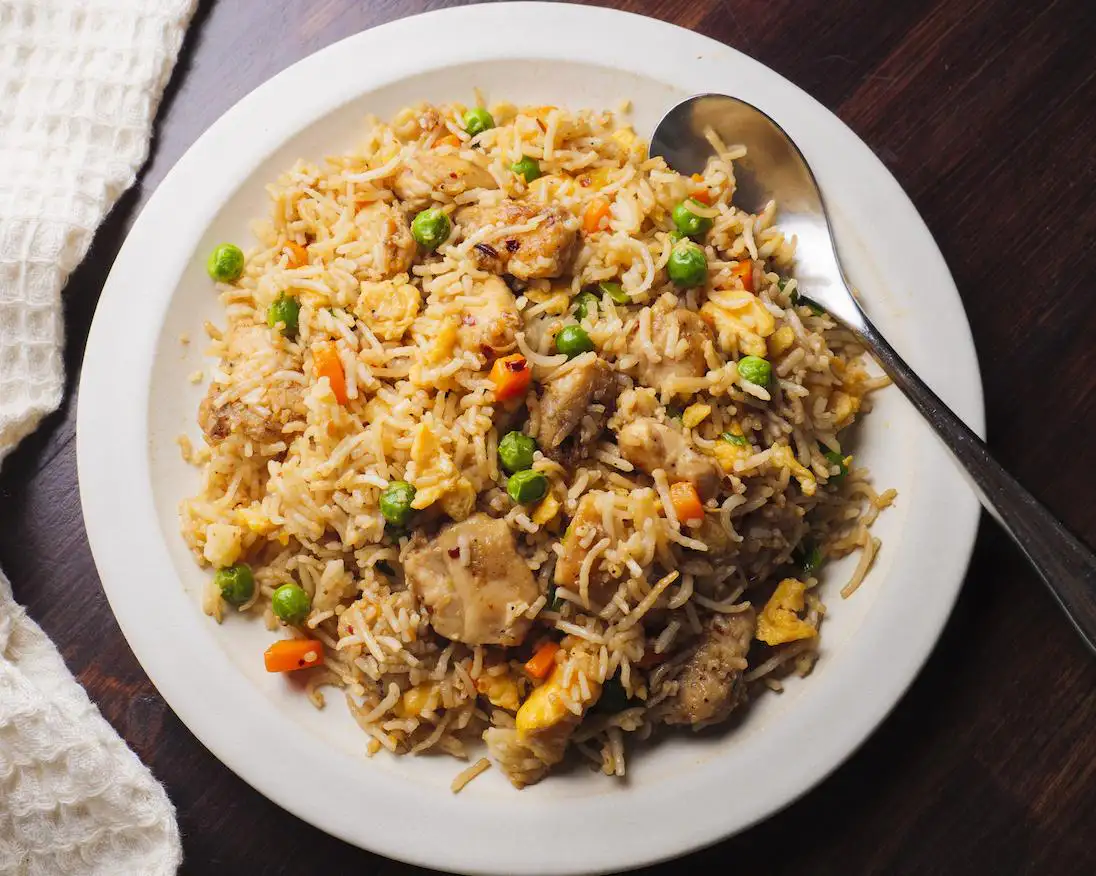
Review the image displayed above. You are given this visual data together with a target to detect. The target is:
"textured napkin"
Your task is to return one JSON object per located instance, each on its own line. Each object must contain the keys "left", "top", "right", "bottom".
{"left": 0, "top": 0, "right": 195, "bottom": 872}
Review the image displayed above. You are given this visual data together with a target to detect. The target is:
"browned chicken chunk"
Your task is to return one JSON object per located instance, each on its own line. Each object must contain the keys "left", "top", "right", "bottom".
{"left": 392, "top": 152, "right": 498, "bottom": 206}
{"left": 537, "top": 356, "right": 620, "bottom": 463}
{"left": 615, "top": 417, "right": 722, "bottom": 500}
{"left": 457, "top": 200, "right": 578, "bottom": 279}
{"left": 661, "top": 607, "right": 756, "bottom": 726}
{"left": 403, "top": 513, "right": 539, "bottom": 646}
{"left": 198, "top": 323, "right": 303, "bottom": 447}
{"left": 457, "top": 275, "right": 521, "bottom": 356}
{"left": 349, "top": 201, "right": 416, "bottom": 281}
{"left": 630, "top": 300, "right": 719, "bottom": 391}
{"left": 553, "top": 492, "right": 616, "bottom": 606}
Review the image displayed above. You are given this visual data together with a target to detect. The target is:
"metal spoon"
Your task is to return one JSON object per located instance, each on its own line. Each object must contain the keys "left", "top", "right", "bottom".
{"left": 650, "top": 93, "right": 1096, "bottom": 651}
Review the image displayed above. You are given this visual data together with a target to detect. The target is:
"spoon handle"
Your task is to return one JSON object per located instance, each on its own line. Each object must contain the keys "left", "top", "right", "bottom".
{"left": 852, "top": 314, "right": 1096, "bottom": 652}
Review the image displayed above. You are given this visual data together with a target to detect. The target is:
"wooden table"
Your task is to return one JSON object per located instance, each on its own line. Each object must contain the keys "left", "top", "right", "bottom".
{"left": 3, "top": 0, "right": 1095, "bottom": 872}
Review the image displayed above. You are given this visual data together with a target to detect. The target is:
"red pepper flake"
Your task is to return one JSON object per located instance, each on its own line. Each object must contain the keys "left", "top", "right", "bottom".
{"left": 505, "top": 358, "right": 526, "bottom": 373}
{"left": 462, "top": 314, "right": 477, "bottom": 326}
{"left": 505, "top": 238, "right": 520, "bottom": 253}
{"left": 474, "top": 242, "right": 499, "bottom": 259}
{"left": 448, "top": 546, "right": 461, "bottom": 558}
{"left": 578, "top": 175, "right": 591, "bottom": 187}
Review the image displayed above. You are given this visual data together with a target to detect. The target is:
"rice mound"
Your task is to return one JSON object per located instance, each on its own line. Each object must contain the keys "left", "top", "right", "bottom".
{"left": 179, "top": 98, "right": 894, "bottom": 789}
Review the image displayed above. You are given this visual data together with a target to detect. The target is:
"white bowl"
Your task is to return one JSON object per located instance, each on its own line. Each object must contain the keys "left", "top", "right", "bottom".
{"left": 77, "top": 3, "right": 984, "bottom": 873}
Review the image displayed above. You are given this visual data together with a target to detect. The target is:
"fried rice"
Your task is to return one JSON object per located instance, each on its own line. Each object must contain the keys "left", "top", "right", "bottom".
{"left": 179, "top": 98, "right": 895, "bottom": 789}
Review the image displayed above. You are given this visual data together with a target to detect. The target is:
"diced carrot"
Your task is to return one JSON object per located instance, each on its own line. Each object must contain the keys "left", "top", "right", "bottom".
{"left": 264, "top": 639, "right": 324, "bottom": 672}
{"left": 313, "top": 342, "right": 348, "bottom": 405}
{"left": 732, "top": 259, "right": 754, "bottom": 293}
{"left": 436, "top": 133, "right": 461, "bottom": 148}
{"left": 284, "top": 242, "right": 308, "bottom": 268}
{"left": 489, "top": 354, "right": 532, "bottom": 401}
{"left": 669, "top": 481, "right": 704, "bottom": 523}
{"left": 583, "top": 198, "right": 611, "bottom": 234}
{"left": 690, "top": 188, "right": 712, "bottom": 205}
{"left": 524, "top": 640, "right": 561, "bottom": 679}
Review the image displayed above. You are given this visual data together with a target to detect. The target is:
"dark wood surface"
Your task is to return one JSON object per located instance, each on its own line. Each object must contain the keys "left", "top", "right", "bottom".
{"left": 3, "top": 0, "right": 1095, "bottom": 872}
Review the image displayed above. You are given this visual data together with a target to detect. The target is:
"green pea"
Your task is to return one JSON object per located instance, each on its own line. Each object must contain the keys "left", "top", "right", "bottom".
{"left": 594, "top": 677, "right": 630, "bottom": 713}
{"left": 573, "top": 291, "right": 600, "bottom": 320}
{"left": 271, "top": 583, "right": 311, "bottom": 624}
{"left": 671, "top": 199, "right": 714, "bottom": 238}
{"left": 267, "top": 294, "right": 300, "bottom": 336}
{"left": 721, "top": 431, "right": 748, "bottom": 446}
{"left": 668, "top": 229, "right": 686, "bottom": 243}
{"left": 507, "top": 469, "right": 548, "bottom": 504}
{"left": 411, "top": 208, "right": 451, "bottom": 251}
{"left": 822, "top": 447, "right": 849, "bottom": 483}
{"left": 598, "top": 280, "right": 630, "bottom": 305}
{"left": 794, "top": 540, "right": 824, "bottom": 575}
{"left": 511, "top": 155, "right": 541, "bottom": 182}
{"left": 464, "top": 107, "right": 495, "bottom": 137}
{"left": 555, "top": 325, "right": 594, "bottom": 359}
{"left": 498, "top": 431, "right": 537, "bottom": 473}
{"left": 666, "top": 240, "right": 708, "bottom": 288}
{"left": 737, "top": 355, "right": 772, "bottom": 386}
{"left": 207, "top": 244, "right": 245, "bottom": 283}
{"left": 214, "top": 563, "right": 254, "bottom": 606}
{"left": 379, "top": 480, "right": 416, "bottom": 527}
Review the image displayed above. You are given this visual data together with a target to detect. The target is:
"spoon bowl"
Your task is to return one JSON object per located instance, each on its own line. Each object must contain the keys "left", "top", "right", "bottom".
{"left": 651, "top": 93, "right": 1096, "bottom": 652}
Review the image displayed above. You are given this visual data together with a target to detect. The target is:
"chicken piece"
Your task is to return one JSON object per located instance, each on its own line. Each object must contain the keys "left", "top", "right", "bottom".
{"left": 615, "top": 417, "right": 722, "bottom": 500}
{"left": 392, "top": 152, "right": 498, "bottom": 206}
{"left": 537, "top": 356, "right": 620, "bottom": 463}
{"left": 456, "top": 200, "right": 578, "bottom": 280}
{"left": 484, "top": 649, "right": 602, "bottom": 788}
{"left": 403, "top": 513, "right": 539, "bottom": 646}
{"left": 348, "top": 201, "right": 416, "bottom": 281}
{"left": 198, "top": 323, "right": 303, "bottom": 446}
{"left": 694, "top": 515, "right": 737, "bottom": 561}
{"left": 630, "top": 300, "right": 719, "bottom": 391}
{"left": 661, "top": 607, "right": 756, "bottom": 726}
{"left": 456, "top": 275, "right": 521, "bottom": 356}
{"left": 553, "top": 492, "right": 616, "bottom": 605}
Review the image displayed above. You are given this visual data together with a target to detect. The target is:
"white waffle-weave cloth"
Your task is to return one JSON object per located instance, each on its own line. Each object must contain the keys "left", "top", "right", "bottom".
{"left": 0, "top": 0, "right": 195, "bottom": 873}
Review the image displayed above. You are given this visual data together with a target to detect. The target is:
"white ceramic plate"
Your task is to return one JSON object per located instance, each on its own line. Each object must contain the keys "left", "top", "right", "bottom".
{"left": 77, "top": 4, "right": 984, "bottom": 873}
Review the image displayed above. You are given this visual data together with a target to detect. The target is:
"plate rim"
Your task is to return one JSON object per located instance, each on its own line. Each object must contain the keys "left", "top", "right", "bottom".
{"left": 77, "top": 4, "right": 985, "bottom": 873}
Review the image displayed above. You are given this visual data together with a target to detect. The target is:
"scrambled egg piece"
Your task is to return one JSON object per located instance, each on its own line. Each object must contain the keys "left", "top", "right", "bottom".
{"left": 203, "top": 523, "right": 242, "bottom": 567}
{"left": 531, "top": 494, "right": 561, "bottom": 526}
{"left": 713, "top": 440, "right": 750, "bottom": 473}
{"left": 236, "top": 504, "right": 274, "bottom": 535}
{"left": 354, "top": 275, "right": 420, "bottom": 341}
{"left": 756, "top": 578, "right": 818, "bottom": 646}
{"left": 516, "top": 665, "right": 569, "bottom": 733}
{"left": 395, "top": 683, "right": 441, "bottom": 718}
{"left": 829, "top": 390, "right": 861, "bottom": 429}
{"left": 575, "top": 166, "right": 613, "bottom": 190}
{"left": 700, "top": 287, "right": 776, "bottom": 357}
{"left": 476, "top": 673, "right": 522, "bottom": 712}
{"left": 770, "top": 444, "right": 818, "bottom": 496}
{"left": 768, "top": 325, "right": 796, "bottom": 357}
{"left": 408, "top": 423, "right": 474, "bottom": 520}
{"left": 682, "top": 402, "right": 712, "bottom": 429}
{"left": 515, "top": 653, "right": 602, "bottom": 735}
